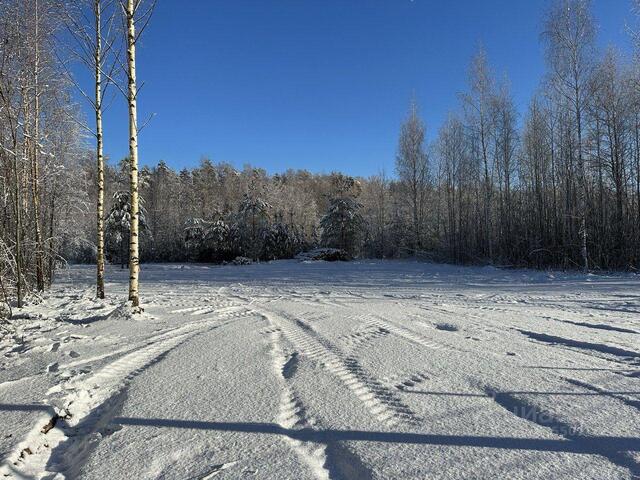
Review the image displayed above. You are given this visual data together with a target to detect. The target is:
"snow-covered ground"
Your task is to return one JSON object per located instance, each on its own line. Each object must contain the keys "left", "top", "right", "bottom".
{"left": 1, "top": 260, "right": 639, "bottom": 479}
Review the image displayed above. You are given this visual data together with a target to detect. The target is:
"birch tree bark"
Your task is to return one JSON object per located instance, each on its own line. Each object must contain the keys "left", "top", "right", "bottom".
{"left": 125, "top": 0, "right": 140, "bottom": 307}
{"left": 31, "top": 0, "right": 45, "bottom": 292}
{"left": 94, "top": 0, "right": 106, "bottom": 299}
{"left": 13, "top": 123, "right": 23, "bottom": 308}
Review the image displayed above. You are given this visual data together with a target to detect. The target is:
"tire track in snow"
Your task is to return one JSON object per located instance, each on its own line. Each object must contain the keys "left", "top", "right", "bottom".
{"left": 265, "top": 321, "right": 331, "bottom": 480}
{"left": 264, "top": 314, "right": 375, "bottom": 480}
{"left": 364, "top": 314, "right": 455, "bottom": 353}
{"left": 326, "top": 306, "right": 460, "bottom": 354}
{"left": 442, "top": 300, "right": 640, "bottom": 335}
{"left": 339, "top": 323, "right": 391, "bottom": 353}
{"left": 393, "top": 372, "right": 429, "bottom": 392}
{"left": 1, "top": 313, "right": 243, "bottom": 480}
{"left": 170, "top": 300, "right": 241, "bottom": 314}
{"left": 259, "top": 309, "right": 419, "bottom": 427}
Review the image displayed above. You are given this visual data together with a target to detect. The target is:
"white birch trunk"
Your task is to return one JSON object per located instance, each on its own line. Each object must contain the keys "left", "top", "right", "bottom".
{"left": 95, "top": 0, "right": 105, "bottom": 299}
{"left": 125, "top": 0, "right": 140, "bottom": 307}
{"left": 32, "top": 0, "right": 44, "bottom": 291}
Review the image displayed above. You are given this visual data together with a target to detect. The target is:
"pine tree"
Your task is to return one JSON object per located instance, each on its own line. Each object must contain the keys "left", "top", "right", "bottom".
{"left": 184, "top": 218, "right": 233, "bottom": 262}
{"left": 105, "top": 191, "right": 149, "bottom": 267}
{"left": 262, "top": 221, "right": 305, "bottom": 260}
{"left": 320, "top": 178, "right": 365, "bottom": 256}
{"left": 236, "top": 192, "right": 271, "bottom": 261}
{"left": 204, "top": 219, "right": 232, "bottom": 260}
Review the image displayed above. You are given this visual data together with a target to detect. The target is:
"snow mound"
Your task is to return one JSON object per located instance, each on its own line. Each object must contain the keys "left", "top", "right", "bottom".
{"left": 106, "top": 302, "right": 137, "bottom": 321}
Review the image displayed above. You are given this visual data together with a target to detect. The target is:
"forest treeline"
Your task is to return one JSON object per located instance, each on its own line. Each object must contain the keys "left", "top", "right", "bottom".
{"left": 2, "top": 0, "right": 640, "bottom": 314}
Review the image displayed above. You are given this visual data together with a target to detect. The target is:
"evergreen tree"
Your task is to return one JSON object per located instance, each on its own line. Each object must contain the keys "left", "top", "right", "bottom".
{"left": 320, "top": 175, "right": 365, "bottom": 255}
{"left": 204, "top": 219, "right": 233, "bottom": 261}
{"left": 236, "top": 184, "right": 271, "bottom": 260}
{"left": 105, "top": 191, "right": 149, "bottom": 267}
{"left": 184, "top": 218, "right": 234, "bottom": 262}
{"left": 262, "top": 221, "right": 305, "bottom": 260}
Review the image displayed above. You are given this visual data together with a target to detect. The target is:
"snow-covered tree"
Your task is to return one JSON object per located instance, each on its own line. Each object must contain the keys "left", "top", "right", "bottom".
{"left": 320, "top": 175, "right": 365, "bottom": 256}
{"left": 105, "top": 191, "right": 149, "bottom": 267}
{"left": 262, "top": 221, "right": 305, "bottom": 260}
{"left": 396, "top": 100, "right": 429, "bottom": 253}
{"left": 235, "top": 173, "right": 272, "bottom": 260}
{"left": 184, "top": 218, "right": 233, "bottom": 262}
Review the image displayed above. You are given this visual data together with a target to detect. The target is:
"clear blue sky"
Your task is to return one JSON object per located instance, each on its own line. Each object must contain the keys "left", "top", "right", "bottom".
{"left": 89, "top": 0, "right": 634, "bottom": 177}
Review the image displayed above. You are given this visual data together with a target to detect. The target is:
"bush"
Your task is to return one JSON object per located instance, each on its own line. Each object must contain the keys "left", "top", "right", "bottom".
{"left": 228, "top": 256, "right": 253, "bottom": 265}
{"left": 262, "top": 223, "right": 305, "bottom": 260}
{"left": 296, "top": 248, "right": 350, "bottom": 262}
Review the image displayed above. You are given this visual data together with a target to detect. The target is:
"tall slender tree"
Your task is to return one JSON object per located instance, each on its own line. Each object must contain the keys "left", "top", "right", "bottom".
{"left": 95, "top": 0, "right": 106, "bottom": 298}
{"left": 62, "top": 0, "right": 120, "bottom": 299}
{"left": 543, "top": 0, "right": 595, "bottom": 271}
{"left": 121, "top": 0, "right": 155, "bottom": 308}
{"left": 461, "top": 47, "right": 496, "bottom": 260}
{"left": 31, "top": 0, "right": 45, "bottom": 291}
{"left": 396, "top": 99, "right": 429, "bottom": 253}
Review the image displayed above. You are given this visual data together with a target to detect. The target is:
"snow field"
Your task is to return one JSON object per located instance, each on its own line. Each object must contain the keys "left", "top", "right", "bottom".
{"left": 0, "top": 261, "right": 639, "bottom": 479}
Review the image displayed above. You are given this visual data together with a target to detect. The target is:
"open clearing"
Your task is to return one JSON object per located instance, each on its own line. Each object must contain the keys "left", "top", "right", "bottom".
{"left": 1, "top": 261, "right": 639, "bottom": 479}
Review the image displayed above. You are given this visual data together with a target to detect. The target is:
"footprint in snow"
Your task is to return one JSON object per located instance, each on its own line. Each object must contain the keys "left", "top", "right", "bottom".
{"left": 8, "top": 344, "right": 29, "bottom": 354}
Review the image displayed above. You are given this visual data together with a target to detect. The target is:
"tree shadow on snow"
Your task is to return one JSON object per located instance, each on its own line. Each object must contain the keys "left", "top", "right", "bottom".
{"left": 1, "top": 405, "right": 639, "bottom": 477}
{"left": 111, "top": 416, "right": 640, "bottom": 457}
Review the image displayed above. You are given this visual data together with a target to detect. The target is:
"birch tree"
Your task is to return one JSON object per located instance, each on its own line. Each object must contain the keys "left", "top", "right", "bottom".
{"left": 120, "top": 0, "right": 155, "bottom": 308}
{"left": 543, "top": 0, "right": 595, "bottom": 271}
{"left": 437, "top": 114, "right": 467, "bottom": 262}
{"left": 0, "top": 0, "right": 84, "bottom": 311}
{"left": 491, "top": 80, "right": 518, "bottom": 259}
{"left": 31, "top": 0, "right": 45, "bottom": 291}
{"left": 396, "top": 100, "right": 429, "bottom": 253}
{"left": 62, "top": 0, "right": 120, "bottom": 299}
{"left": 461, "top": 48, "right": 496, "bottom": 260}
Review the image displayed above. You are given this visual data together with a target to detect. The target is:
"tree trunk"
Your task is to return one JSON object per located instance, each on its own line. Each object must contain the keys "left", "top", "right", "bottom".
{"left": 47, "top": 189, "right": 55, "bottom": 285}
{"left": 125, "top": 0, "right": 140, "bottom": 307}
{"left": 32, "top": 0, "right": 44, "bottom": 291}
{"left": 575, "top": 89, "right": 588, "bottom": 273}
{"left": 95, "top": 0, "right": 105, "bottom": 299}
{"left": 14, "top": 131, "right": 22, "bottom": 308}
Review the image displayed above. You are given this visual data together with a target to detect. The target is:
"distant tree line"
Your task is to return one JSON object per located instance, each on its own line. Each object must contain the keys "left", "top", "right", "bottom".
{"left": 430, "top": 0, "right": 640, "bottom": 271}
{"left": 71, "top": 158, "right": 367, "bottom": 264}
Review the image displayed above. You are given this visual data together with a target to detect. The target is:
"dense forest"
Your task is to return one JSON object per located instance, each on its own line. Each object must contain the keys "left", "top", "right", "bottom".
{"left": 2, "top": 0, "right": 640, "bottom": 313}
